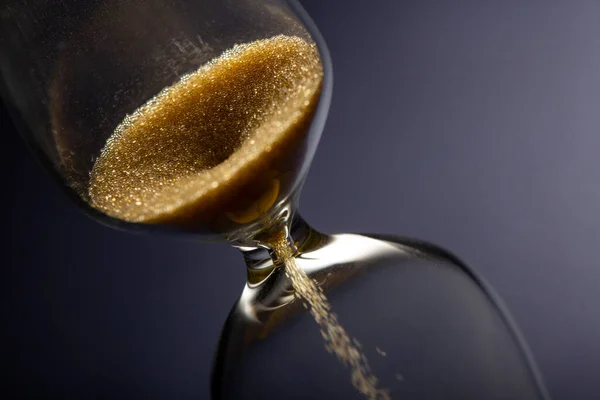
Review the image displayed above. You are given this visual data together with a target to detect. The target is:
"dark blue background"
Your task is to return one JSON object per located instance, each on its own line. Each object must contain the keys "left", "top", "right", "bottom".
{"left": 2, "top": 1, "right": 600, "bottom": 398}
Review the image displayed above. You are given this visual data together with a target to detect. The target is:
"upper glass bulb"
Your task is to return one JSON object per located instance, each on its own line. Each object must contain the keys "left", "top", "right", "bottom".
{"left": 0, "top": 0, "right": 332, "bottom": 240}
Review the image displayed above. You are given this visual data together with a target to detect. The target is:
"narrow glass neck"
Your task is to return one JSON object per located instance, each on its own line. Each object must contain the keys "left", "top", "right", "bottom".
{"left": 231, "top": 211, "right": 324, "bottom": 281}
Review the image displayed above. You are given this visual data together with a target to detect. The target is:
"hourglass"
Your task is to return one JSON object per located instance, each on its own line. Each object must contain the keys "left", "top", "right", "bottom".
{"left": 1, "top": 0, "right": 550, "bottom": 399}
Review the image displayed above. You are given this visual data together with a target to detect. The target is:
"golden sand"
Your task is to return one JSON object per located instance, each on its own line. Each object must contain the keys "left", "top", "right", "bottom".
{"left": 89, "top": 35, "right": 322, "bottom": 226}
{"left": 272, "top": 234, "right": 390, "bottom": 400}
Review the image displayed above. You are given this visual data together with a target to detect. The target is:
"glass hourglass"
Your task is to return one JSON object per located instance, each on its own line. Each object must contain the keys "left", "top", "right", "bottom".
{"left": 1, "top": 0, "right": 550, "bottom": 399}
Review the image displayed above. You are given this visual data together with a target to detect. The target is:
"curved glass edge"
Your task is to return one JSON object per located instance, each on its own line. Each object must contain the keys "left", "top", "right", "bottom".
{"left": 366, "top": 234, "right": 552, "bottom": 400}
{"left": 284, "top": 0, "right": 333, "bottom": 192}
